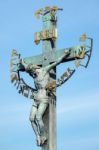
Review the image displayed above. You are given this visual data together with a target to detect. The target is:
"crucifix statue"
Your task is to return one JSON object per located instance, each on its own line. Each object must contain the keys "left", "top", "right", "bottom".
{"left": 10, "top": 6, "right": 93, "bottom": 150}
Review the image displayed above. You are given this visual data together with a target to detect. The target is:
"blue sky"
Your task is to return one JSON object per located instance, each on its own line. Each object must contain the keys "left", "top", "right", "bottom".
{"left": 0, "top": 0, "right": 99, "bottom": 150}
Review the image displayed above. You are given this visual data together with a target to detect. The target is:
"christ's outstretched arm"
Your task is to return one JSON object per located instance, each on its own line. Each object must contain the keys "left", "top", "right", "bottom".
{"left": 45, "top": 50, "right": 70, "bottom": 72}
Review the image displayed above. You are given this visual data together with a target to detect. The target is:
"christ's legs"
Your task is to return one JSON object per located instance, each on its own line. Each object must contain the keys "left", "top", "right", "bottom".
{"left": 36, "top": 102, "right": 48, "bottom": 145}
{"left": 29, "top": 105, "right": 41, "bottom": 146}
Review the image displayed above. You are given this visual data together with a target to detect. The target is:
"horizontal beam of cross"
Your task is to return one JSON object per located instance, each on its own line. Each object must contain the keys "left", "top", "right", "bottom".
{"left": 23, "top": 45, "right": 85, "bottom": 66}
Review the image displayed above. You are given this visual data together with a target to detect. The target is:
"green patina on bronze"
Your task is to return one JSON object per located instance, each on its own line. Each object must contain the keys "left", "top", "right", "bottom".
{"left": 10, "top": 6, "right": 93, "bottom": 150}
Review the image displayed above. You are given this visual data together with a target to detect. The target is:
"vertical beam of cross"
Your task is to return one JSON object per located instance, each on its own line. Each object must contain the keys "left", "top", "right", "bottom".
{"left": 41, "top": 10, "right": 57, "bottom": 150}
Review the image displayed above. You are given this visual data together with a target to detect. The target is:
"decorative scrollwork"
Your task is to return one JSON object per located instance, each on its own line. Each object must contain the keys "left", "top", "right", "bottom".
{"left": 84, "top": 37, "right": 93, "bottom": 68}
{"left": 74, "top": 34, "right": 93, "bottom": 68}
{"left": 34, "top": 6, "right": 63, "bottom": 19}
{"left": 10, "top": 49, "right": 37, "bottom": 99}
{"left": 56, "top": 68, "right": 75, "bottom": 87}
{"left": 45, "top": 68, "right": 75, "bottom": 90}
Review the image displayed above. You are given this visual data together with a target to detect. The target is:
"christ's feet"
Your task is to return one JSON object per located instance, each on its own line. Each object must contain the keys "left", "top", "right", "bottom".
{"left": 36, "top": 136, "right": 41, "bottom": 146}
{"left": 40, "top": 136, "right": 47, "bottom": 145}
{"left": 36, "top": 136, "right": 47, "bottom": 146}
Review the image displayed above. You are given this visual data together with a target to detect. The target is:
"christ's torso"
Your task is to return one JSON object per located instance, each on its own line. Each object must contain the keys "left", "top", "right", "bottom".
{"left": 32, "top": 68, "right": 49, "bottom": 102}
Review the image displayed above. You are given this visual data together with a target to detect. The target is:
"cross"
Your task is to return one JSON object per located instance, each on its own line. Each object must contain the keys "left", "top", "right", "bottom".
{"left": 10, "top": 6, "right": 93, "bottom": 150}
